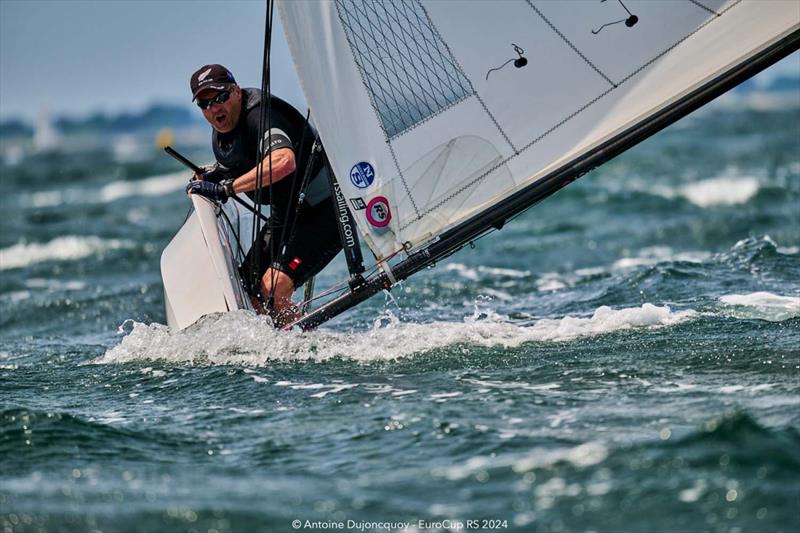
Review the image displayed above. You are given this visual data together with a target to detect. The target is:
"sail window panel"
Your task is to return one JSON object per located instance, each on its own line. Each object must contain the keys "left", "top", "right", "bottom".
{"left": 398, "top": 161, "right": 515, "bottom": 250}
{"left": 532, "top": 0, "right": 732, "bottom": 85}
{"left": 396, "top": 137, "right": 511, "bottom": 235}
{"left": 334, "top": 0, "right": 474, "bottom": 140}
{"left": 422, "top": 0, "right": 613, "bottom": 153}
{"left": 386, "top": 97, "right": 518, "bottom": 236}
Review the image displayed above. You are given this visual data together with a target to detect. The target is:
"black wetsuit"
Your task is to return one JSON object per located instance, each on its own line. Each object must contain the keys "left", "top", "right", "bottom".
{"left": 209, "top": 88, "right": 342, "bottom": 291}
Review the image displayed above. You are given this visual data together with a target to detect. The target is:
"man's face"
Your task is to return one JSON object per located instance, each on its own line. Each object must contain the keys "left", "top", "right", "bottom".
{"left": 197, "top": 85, "right": 242, "bottom": 133}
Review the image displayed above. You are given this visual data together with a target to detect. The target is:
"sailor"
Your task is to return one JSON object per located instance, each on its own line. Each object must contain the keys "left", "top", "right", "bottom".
{"left": 185, "top": 64, "right": 341, "bottom": 326}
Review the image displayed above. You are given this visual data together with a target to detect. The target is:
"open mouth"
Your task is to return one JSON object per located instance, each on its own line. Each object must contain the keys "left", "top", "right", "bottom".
{"left": 214, "top": 113, "right": 227, "bottom": 126}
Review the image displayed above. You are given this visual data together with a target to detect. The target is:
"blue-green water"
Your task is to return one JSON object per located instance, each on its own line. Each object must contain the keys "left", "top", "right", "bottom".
{"left": 1, "top": 100, "right": 799, "bottom": 533}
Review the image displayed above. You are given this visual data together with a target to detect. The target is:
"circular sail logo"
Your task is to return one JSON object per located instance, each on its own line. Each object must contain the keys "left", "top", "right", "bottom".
{"left": 365, "top": 196, "right": 391, "bottom": 228}
{"left": 350, "top": 161, "right": 375, "bottom": 189}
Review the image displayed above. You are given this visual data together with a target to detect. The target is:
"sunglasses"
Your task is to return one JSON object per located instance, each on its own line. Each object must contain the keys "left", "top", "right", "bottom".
{"left": 197, "top": 90, "right": 231, "bottom": 110}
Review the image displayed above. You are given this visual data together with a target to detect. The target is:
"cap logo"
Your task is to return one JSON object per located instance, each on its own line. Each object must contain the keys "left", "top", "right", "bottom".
{"left": 197, "top": 68, "right": 213, "bottom": 81}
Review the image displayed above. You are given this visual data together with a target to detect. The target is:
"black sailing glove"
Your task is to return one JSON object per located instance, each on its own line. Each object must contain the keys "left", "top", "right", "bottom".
{"left": 200, "top": 163, "right": 234, "bottom": 183}
{"left": 185, "top": 179, "right": 234, "bottom": 204}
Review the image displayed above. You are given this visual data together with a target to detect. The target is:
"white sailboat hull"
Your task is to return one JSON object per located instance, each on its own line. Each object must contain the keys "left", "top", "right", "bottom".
{"left": 161, "top": 195, "right": 254, "bottom": 330}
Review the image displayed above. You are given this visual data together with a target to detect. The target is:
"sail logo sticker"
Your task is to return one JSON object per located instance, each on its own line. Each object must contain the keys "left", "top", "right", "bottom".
{"left": 365, "top": 196, "right": 391, "bottom": 228}
{"left": 197, "top": 68, "right": 213, "bottom": 81}
{"left": 350, "top": 162, "right": 375, "bottom": 189}
{"left": 350, "top": 198, "right": 367, "bottom": 210}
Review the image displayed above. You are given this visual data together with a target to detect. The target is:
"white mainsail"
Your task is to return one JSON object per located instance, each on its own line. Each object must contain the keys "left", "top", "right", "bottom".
{"left": 279, "top": 0, "right": 799, "bottom": 261}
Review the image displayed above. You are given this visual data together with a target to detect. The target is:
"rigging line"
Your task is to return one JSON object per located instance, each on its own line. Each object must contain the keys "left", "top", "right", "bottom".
{"left": 294, "top": 246, "right": 406, "bottom": 309}
{"left": 252, "top": 0, "right": 276, "bottom": 307}
{"left": 263, "top": 0, "right": 282, "bottom": 308}
{"left": 297, "top": 245, "right": 408, "bottom": 310}
{"left": 526, "top": 0, "right": 617, "bottom": 88}
{"left": 218, "top": 206, "right": 247, "bottom": 261}
{"left": 688, "top": 0, "right": 720, "bottom": 17}
{"left": 274, "top": 114, "right": 316, "bottom": 277}
{"left": 250, "top": 0, "right": 274, "bottom": 297}
{"left": 181, "top": 204, "right": 194, "bottom": 225}
{"left": 300, "top": 277, "right": 315, "bottom": 315}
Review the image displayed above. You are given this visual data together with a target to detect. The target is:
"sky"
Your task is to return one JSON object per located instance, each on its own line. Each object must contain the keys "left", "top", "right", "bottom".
{"left": 0, "top": 0, "right": 798, "bottom": 123}
{"left": 0, "top": 0, "right": 305, "bottom": 122}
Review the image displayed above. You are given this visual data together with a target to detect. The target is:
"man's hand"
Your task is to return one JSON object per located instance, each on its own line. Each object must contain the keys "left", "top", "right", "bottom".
{"left": 186, "top": 179, "right": 229, "bottom": 203}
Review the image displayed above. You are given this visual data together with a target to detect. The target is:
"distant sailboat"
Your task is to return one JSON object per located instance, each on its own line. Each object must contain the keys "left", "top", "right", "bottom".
{"left": 33, "top": 105, "right": 60, "bottom": 153}
{"left": 161, "top": 0, "right": 799, "bottom": 330}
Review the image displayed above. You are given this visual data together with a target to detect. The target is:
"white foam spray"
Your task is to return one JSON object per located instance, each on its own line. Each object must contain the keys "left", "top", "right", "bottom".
{"left": 97, "top": 303, "right": 696, "bottom": 367}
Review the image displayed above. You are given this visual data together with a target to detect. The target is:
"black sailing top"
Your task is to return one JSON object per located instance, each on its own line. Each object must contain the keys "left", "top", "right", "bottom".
{"left": 210, "top": 88, "right": 324, "bottom": 219}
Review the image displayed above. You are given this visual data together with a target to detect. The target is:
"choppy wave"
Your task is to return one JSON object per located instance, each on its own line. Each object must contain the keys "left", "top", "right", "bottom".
{"left": 97, "top": 303, "right": 696, "bottom": 366}
{"left": 535, "top": 246, "right": 710, "bottom": 292}
{"left": 0, "top": 407, "right": 197, "bottom": 466}
{"left": 28, "top": 172, "right": 186, "bottom": 207}
{"left": 719, "top": 292, "right": 800, "bottom": 322}
{"left": 439, "top": 411, "right": 800, "bottom": 497}
{"left": 0, "top": 236, "right": 135, "bottom": 270}
{"left": 610, "top": 246, "right": 711, "bottom": 270}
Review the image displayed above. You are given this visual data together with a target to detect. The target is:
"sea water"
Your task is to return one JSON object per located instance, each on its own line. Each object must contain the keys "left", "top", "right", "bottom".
{"left": 1, "top": 101, "right": 798, "bottom": 532}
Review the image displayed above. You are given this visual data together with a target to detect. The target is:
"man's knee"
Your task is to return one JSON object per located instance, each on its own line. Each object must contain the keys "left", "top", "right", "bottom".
{"left": 261, "top": 268, "right": 294, "bottom": 298}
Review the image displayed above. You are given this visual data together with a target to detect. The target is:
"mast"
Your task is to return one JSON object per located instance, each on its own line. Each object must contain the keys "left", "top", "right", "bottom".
{"left": 287, "top": 27, "right": 800, "bottom": 331}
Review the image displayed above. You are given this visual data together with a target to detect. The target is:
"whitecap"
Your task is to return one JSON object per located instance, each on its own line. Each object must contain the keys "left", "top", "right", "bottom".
{"left": 24, "top": 278, "right": 87, "bottom": 291}
{"left": 99, "top": 172, "right": 186, "bottom": 202}
{"left": 476, "top": 265, "right": 530, "bottom": 278}
{"left": 0, "top": 236, "right": 134, "bottom": 270}
{"left": 444, "top": 263, "right": 480, "bottom": 281}
{"left": 536, "top": 272, "right": 567, "bottom": 292}
{"left": 624, "top": 174, "right": 762, "bottom": 207}
{"left": 719, "top": 292, "right": 800, "bottom": 322}
{"left": 25, "top": 171, "right": 186, "bottom": 208}
{"left": 611, "top": 246, "right": 711, "bottom": 271}
{"left": 718, "top": 384, "right": 775, "bottom": 394}
{"left": 527, "top": 303, "right": 695, "bottom": 341}
{"left": 777, "top": 245, "right": 799, "bottom": 255}
{"left": 436, "top": 442, "right": 608, "bottom": 482}
{"left": 679, "top": 176, "right": 760, "bottom": 207}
